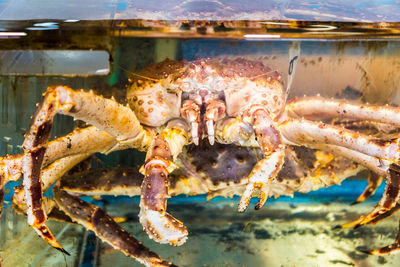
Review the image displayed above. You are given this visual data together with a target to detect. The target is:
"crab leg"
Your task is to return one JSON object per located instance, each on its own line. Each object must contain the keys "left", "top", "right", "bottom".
{"left": 301, "top": 143, "right": 389, "bottom": 176}
{"left": 11, "top": 157, "right": 177, "bottom": 266}
{"left": 2, "top": 126, "right": 117, "bottom": 221}
{"left": 217, "top": 114, "right": 285, "bottom": 212}
{"left": 14, "top": 189, "right": 177, "bottom": 266}
{"left": 57, "top": 165, "right": 208, "bottom": 198}
{"left": 371, "top": 205, "right": 400, "bottom": 225}
{"left": 352, "top": 172, "right": 383, "bottom": 205}
{"left": 333, "top": 120, "right": 400, "bottom": 135}
{"left": 286, "top": 96, "right": 400, "bottom": 126}
{"left": 20, "top": 86, "right": 152, "bottom": 253}
{"left": 139, "top": 122, "right": 189, "bottom": 246}
{"left": 279, "top": 119, "right": 399, "bottom": 161}
{"left": 12, "top": 153, "right": 91, "bottom": 207}
{"left": 364, "top": 219, "right": 400, "bottom": 255}
{"left": 22, "top": 90, "right": 67, "bottom": 253}
{"left": 53, "top": 187, "right": 176, "bottom": 267}
{"left": 60, "top": 167, "right": 143, "bottom": 196}
{"left": 0, "top": 172, "right": 4, "bottom": 215}
{"left": 5, "top": 127, "right": 118, "bottom": 215}
{"left": 285, "top": 99, "right": 400, "bottom": 253}
{"left": 222, "top": 106, "right": 286, "bottom": 212}
{"left": 340, "top": 164, "right": 400, "bottom": 229}
{"left": 1, "top": 126, "right": 117, "bottom": 184}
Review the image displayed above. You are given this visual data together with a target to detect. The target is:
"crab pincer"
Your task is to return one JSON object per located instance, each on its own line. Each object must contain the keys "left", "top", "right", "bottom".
{"left": 139, "top": 125, "right": 189, "bottom": 246}
{"left": 237, "top": 106, "right": 285, "bottom": 212}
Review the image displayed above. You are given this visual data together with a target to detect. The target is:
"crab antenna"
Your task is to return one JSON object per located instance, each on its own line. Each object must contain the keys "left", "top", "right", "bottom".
{"left": 247, "top": 70, "right": 278, "bottom": 80}
{"left": 116, "top": 64, "right": 161, "bottom": 83}
{"left": 130, "top": 72, "right": 161, "bottom": 82}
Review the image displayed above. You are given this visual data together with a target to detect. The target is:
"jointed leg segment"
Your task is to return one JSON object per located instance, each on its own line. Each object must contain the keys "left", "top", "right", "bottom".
{"left": 279, "top": 119, "right": 399, "bottom": 161}
{"left": 139, "top": 122, "right": 189, "bottom": 246}
{"left": 352, "top": 172, "right": 383, "bottom": 205}
{"left": 341, "top": 165, "right": 400, "bottom": 229}
{"left": 17, "top": 86, "right": 152, "bottom": 253}
{"left": 1, "top": 126, "right": 118, "bottom": 180}
{"left": 53, "top": 187, "right": 176, "bottom": 267}
{"left": 217, "top": 105, "right": 286, "bottom": 212}
{"left": 286, "top": 97, "right": 400, "bottom": 255}
{"left": 286, "top": 96, "right": 400, "bottom": 126}
{"left": 284, "top": 96, "right": 400, "bottom": 163}
{"left": 6, "top": 84, "right": 400, "bottom": 261}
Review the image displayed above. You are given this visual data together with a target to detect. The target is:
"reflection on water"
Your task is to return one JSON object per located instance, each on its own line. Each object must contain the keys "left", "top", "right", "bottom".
{"left": 0, "top": 0, "right": 399, "bottom": 22}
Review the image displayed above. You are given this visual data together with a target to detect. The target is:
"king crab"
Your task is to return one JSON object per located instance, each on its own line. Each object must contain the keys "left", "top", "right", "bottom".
{"left": 1, "top": 57, "right": 400, "bottom": 266}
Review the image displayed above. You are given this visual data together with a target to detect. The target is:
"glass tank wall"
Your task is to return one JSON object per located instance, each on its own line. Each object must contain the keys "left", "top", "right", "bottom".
{"left": 0, "top": 12, "right": 400, "bottom": 267}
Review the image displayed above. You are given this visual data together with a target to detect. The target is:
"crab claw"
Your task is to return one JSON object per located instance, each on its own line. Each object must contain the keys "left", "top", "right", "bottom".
{"left": 237, "top": 150, "right": 284, "bottom": 212}
{"left": 238, "top": 107, "right": 285, "bottom": 212}
{"left": 139, "top": 162, "right": 188, "bottom": 246}
{"left": 139, "top": 207, "right": 188, "bottom": 246}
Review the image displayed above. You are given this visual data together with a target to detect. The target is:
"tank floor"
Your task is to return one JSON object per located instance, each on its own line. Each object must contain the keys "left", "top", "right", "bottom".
{"left": 2, "top": 198, "right": 398, "bottom": 267}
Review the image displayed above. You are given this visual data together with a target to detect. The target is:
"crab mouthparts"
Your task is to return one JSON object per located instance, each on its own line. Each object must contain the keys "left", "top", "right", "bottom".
{"left": 206, "top": 120, "right": 215, "bottom": 145}
{"left": 181, "top": 91, "right": 226, "bottom": 145}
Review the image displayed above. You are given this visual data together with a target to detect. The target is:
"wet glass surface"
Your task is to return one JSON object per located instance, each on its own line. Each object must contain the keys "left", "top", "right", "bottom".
{"left": 0, "top": 0, "right": 399, "bottom": 22}
{"left": 1, "top": 2, "right": 400, "bottom": 267}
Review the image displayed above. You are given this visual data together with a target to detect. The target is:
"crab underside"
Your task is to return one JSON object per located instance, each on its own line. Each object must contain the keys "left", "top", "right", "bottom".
{"left": 1, "top": 58, "right": 400, "bottom": 266}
